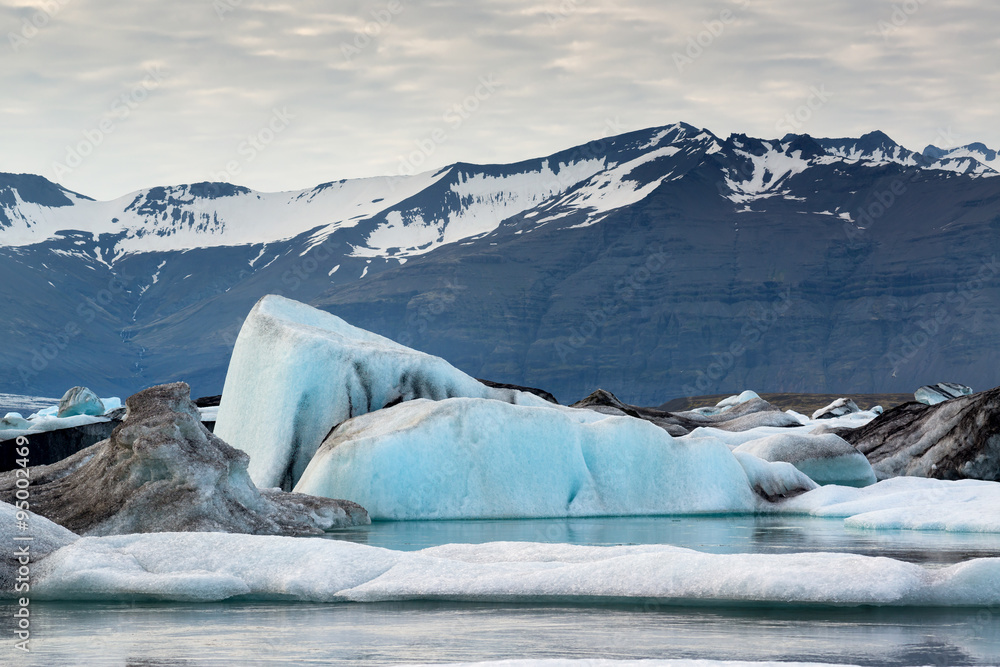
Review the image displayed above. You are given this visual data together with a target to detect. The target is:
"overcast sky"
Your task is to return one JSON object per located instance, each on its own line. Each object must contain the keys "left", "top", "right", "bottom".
{"left": 1, "top": 0, "right": 997, "bottom": 200}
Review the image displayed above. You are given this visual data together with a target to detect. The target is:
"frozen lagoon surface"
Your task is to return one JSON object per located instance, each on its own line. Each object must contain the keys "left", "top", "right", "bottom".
{"left": 13, "top": 514, "right": 1000, "bottom": 666}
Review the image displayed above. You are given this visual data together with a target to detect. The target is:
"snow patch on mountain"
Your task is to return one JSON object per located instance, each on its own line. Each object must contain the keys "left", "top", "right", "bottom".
{"left": 725, "top": 146, "right": 811, "bottom": 203}
{"left": 354, "top": 159, "right": 605, "bottom": 257}
{"left": 0, "top": 171, "right": 451, "bottom": 255}
{"left": 547, "top": 147, "right": 679, "bottom": 221}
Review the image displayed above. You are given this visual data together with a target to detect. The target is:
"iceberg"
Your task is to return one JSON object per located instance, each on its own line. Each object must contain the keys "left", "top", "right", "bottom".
{"left": 215, "top": 295, "right": 545, "bottom": 489}
{"left": 915, "top": 382, "right": 973, "bottom": 406}
{"left": 844, "top": 386, "right": 1000, "bottom": 480}
{"left": 295, "top": 397, "right": 816, "bottom": 520}
{"left": 734, "top": 433, "right": 876, "bottom": 487}
{"left": 715, "top": 390, "right": 762, "bottom": 410}
{"left": 0, "top": 412, "right": 30, "bottom": 430}
{"left": 56, "top": 386, "right": 106, "bottom": 418}
{"left": 811, "top": 398, "right": 860, "bottom": 420}
{"left": 731, "top": 451, "right": 818, "bottom": 500}
{"left": 572, "top": 389, "right": 800, "bottom": 436}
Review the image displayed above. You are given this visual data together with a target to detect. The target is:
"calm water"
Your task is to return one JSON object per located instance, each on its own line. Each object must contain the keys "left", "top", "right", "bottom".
{"left": 325, "top": 514, "right": 1000, "bottom": 565}
{"left": 8, "top": 515, "right": 1000, "bottom": 666}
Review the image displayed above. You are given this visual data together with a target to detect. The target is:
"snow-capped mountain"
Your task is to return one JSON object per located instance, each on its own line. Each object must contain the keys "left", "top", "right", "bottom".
{"left": 2, "top": 123, "right": 1000, "bottom": 404}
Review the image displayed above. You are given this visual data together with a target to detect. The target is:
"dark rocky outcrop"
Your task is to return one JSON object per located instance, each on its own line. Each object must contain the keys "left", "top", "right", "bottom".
{"left": 0, "top": 383, "right": 368, "bottom": 536}
{"left": 0, "top": 419, "right": 119, "bottom": 472}
{"left": 842, "top": 387, "right": 1000, "bottom": 480}
{"left": 194, "top": 394, "right": 222, "bottom": 408}
{"left": 477, "top": 379, "right": 559, "bottom": 404}
{"left": 571, "top": 389, "right": 799, "bottom": 436}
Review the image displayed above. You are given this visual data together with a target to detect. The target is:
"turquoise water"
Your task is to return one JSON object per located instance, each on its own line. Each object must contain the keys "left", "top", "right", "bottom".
{"left": 9, "top": 515, "right": 1000, "bottom": 666}
{"left": 325, "top": 514, "right": 1000, "bottom": 565}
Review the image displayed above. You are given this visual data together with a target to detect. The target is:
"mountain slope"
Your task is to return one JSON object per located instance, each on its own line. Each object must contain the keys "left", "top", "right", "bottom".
{"left": 1, "top": 123, "right": 999, "bottom": 405}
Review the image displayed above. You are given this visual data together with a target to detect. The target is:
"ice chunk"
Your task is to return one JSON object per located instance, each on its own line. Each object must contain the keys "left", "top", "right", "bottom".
{"left": 0, "top": 501, "right": 78, "bottom": 591}
{"left": 716, "top": 390, "right": 761, "bottom": 409}
{"left": 0, "top": 412, "right": 29, "bottom": 430}
{"left": 735, "top": 433, "right": 876, "bottom": 487}
{"left": 295, "top": 397, "right": 767, "bottom": 519}
{"left": 915, "top": 382, "right": 973, "bottom": 405}
{"left": 101, "top": 396, "right": 122, "bottom": 413}
{"left": 215, "top": 295, "right": 542, "bottom": 489}
{"left": 731, "top": 451, "right": 819, "bottom": 499}
{"left": 572, "top": 389, "right": 795, "bottom": 436}
{"left": 668, "top": 395, "right": 802, "bottom": 432}
{"left": 0, "top": 383, "right": 369, "bottom": 536}
{"left": 811, "top": 398, "right": 861, "bottom": 420}
{"left": 56, "top": 386, "right": 106, "bottom": 418}
{"left": 22, "top": 532, "right": 1000, "bottom": 607}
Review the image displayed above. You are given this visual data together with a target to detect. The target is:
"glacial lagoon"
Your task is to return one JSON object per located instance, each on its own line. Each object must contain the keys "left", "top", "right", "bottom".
{"left": 10, "top": 514, "right": 1000, "bottom": 666}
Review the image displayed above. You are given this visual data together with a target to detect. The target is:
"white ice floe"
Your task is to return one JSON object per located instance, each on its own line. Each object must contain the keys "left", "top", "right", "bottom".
{"left": 295, "top": 397, "right": 796, "bottom": 519}
{"left": 734, "top": 433, "right": 876, "bottom": 487}
{"left": 777, "top": 476, "right": 1000, "bottom": 532}
{"left": 17, "top": 529, "right": 1000, "bottom": 606}
{"left": 215, "top": 295, "right": 548, "bottom": 489}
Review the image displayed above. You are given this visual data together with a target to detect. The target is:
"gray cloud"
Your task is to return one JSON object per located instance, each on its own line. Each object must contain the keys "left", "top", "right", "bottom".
{"left": 0, "top": 0, "right": 997, "bottom": 199}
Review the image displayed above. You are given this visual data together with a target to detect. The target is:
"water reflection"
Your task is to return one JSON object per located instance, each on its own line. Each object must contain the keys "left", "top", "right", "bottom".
{"left": 12, "top": 600, "right": 1000, "bottom": 666}
{"left": 324, "top": 515, "right": 1000, "bottom": 565}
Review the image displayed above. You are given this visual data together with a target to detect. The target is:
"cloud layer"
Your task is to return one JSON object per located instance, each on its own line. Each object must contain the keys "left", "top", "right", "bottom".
{"left": 1, "top": 0, "right": 997, "bottom": 199}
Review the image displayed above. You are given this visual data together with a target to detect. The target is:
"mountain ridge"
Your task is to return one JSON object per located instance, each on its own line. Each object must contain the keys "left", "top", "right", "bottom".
{"left": 2, "top": 122, "right": 999, "bottom": 405}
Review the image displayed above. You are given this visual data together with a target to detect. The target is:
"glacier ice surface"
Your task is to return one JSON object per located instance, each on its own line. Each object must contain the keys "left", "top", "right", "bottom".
{"left": 295, "top": 397, "right": 774, "bottom": 520}
{"left": 215, "top": 295, "right": 546, "bottom": 489}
